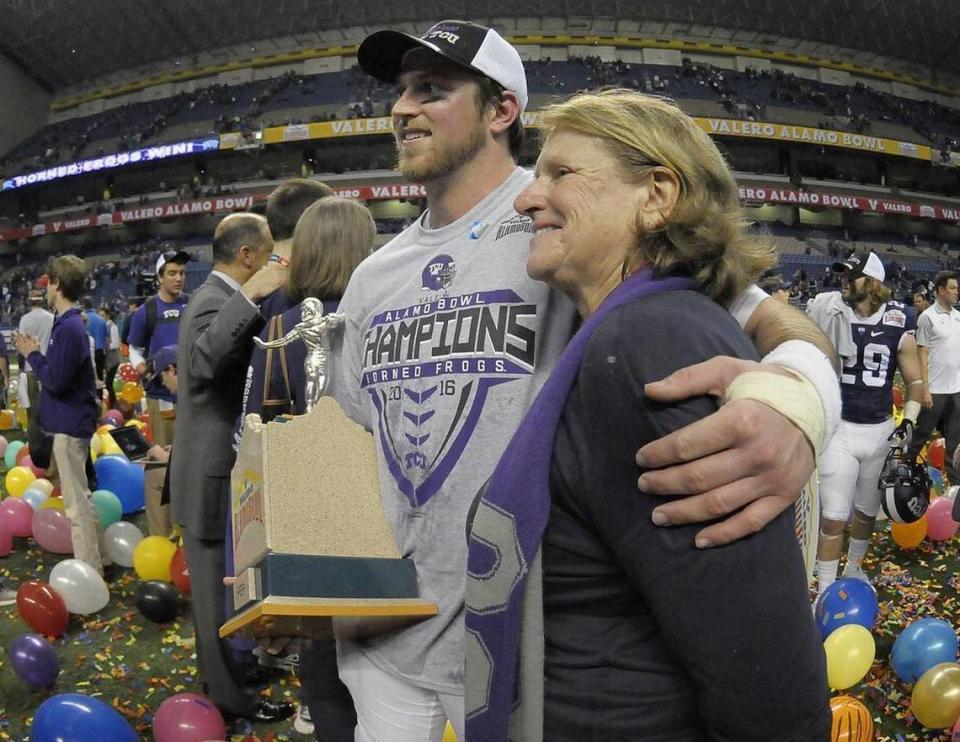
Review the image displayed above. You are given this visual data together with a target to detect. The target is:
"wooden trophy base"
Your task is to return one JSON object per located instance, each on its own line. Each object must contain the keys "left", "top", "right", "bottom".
{"left": 219, "top": 596, "right": 438, "bottom": 641}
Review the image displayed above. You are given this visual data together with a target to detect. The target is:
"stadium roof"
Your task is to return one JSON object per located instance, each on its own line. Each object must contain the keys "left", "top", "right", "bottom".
{"left": 0, "top": 0, "right": 956, "bottom": 92}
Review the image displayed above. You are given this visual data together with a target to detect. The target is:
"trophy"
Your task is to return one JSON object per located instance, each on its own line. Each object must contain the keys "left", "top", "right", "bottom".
{"left": 220, "top": 299, "right": 436, "bottom": 641}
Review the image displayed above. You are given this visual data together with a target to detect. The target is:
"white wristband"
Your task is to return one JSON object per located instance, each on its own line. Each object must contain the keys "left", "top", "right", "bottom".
{"left": 761, "top": 339, "right": 840, "bottom": 450}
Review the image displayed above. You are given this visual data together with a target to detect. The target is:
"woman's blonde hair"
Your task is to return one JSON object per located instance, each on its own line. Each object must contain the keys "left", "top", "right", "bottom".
{"left": 539, "top": 89, "right": 775, "bottom": 305}
{"left": 287, "top": 196, "right": 376, "bottom": 302}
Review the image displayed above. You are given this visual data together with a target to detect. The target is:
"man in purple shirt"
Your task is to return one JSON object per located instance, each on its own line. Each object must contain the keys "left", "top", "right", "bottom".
{"left": 14, "top": 256, "right": 104, "bottom": 575}
{"left": 128, "top": 250, "right": 190, "bottom": 447}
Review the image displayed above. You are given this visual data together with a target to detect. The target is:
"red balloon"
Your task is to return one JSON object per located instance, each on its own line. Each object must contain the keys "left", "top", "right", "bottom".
{"left": 15, "top": 446, "right": 30, "bottom": 465}
{"left": 893, "top": 386, "right": 905, "bottom": 408}
{"left": 930, "top": 438, "right": 946, "bottom": 470}
{"left": 170, "top": 546, "right": 191, "bottom": 595}
{"left": 16, "top": 580, "right": 68, "bottom": 637}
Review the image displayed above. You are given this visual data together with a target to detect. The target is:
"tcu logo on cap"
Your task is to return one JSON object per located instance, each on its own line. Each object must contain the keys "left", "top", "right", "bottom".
{"left": 426, "top": 29, "right": 460, "bottom": 44}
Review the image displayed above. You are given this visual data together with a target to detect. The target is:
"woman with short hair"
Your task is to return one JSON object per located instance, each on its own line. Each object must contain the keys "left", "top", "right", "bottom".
{"left": 465, "top": 90, "right": 829, "bottom": 741}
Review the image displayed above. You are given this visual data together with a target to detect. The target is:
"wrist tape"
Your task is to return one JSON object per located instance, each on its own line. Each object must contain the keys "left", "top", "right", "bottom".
{"left": 723, "top": 370, "right": 826, "bottom": 458}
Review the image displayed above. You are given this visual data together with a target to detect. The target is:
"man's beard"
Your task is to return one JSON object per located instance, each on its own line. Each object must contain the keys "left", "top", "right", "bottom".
{"left": 396, "top": 124, "right": 486, "bottom": 182}
{"left": 842, "top": 284, "right": 868, "bottom": 308}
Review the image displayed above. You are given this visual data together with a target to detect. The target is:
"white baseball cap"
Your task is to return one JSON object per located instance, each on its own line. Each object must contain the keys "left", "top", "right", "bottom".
{"left": 156, "top": 249, "right": 192, "bottom": 276}
{"left": 358, "top": 20, "right": 528, "bottom": 114}
{"left": 832, "top": 251, "right": 885, "bottom": 283}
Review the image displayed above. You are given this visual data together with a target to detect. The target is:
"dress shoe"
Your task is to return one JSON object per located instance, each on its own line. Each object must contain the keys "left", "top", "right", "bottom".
{"left": 239, "top": 663, "right": 288, "bottom": 687}
{"left": 226, "top": 700, "right": 295, "bottom": 724}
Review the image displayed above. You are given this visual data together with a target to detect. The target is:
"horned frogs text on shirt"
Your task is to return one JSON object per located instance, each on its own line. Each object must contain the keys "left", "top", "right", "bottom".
{"left": 360, "top": 264, "right": 539, "bottom": 508}
{"left": 329, "top": 167, "right": 577, "bottom": 692}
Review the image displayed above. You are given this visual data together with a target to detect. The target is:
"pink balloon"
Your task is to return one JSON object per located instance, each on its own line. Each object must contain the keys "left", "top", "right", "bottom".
{"left": 20, "top": 455, "right": 45, "bottom": 478}
{"left": 103, "top": 410, "right": 124, "bottom": 427}
{"left": 0, "top": 435, "right": 8, "bottom": 458}
{"left": 927, "top": 497, "right": 960, "bottom": 541}
{"left": 0, "top": 520, "right": 11, "bottom": 557}
{"left": 32, "top": 509, "right": 73, "bottom": 554}
{"left": 153, "top": 693, "right": 226, "bottom": 742}
{"left": 0, "top": 497, "right": 34, "bottom": 538}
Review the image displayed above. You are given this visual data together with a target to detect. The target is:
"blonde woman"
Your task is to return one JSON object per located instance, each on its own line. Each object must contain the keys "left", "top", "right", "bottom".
{"left": 465, "top": 90, "right": 829, "bottom": 741}
{"left": 241, "top": 196, "right": 376, "bottom": 424}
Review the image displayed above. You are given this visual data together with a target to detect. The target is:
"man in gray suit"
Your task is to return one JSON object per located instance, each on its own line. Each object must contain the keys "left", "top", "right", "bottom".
{"left": 170, "top": 212, "right": 292, "bottom": 723}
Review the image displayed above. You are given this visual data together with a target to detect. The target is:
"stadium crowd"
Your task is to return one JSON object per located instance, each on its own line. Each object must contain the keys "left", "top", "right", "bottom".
{"left": 2, "top": 18, "right": 960, "bottom": 742}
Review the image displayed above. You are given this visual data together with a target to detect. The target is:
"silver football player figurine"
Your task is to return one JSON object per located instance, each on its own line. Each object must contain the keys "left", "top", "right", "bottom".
{"left": 253, "top": 297, "right": 345, "bottom": 412}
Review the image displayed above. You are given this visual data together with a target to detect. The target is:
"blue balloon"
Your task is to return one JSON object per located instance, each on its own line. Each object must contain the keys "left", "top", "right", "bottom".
{"left": 928, "top": 466, "right": 944, "bottom": 493}
{"left": 814, "top": 578, "right": 878, "bottom": 639}
{"left": 31, "top": 693, "right": 138, "bottom": 742}
{"left": 93, "top": 455, "right": 144, "bottom": 514}
{"left": 891, "top": 617, "right": 959, "bottom": 683}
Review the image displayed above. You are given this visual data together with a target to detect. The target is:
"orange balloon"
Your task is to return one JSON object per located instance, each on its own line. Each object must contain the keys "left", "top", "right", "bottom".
{"left": 830, "top": 695, "right": 873, "bottom": 742}
{"left": 892, "top": 517, "right": 928, "bottom": 549}
{"left": 0, "top": 410, "right": 14, "bottom": 429}
{"left": 15, "top": 446, "right": 30, "bottom": 465}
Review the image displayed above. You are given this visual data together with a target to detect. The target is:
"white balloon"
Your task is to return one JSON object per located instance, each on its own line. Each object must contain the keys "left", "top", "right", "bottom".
{"left": 49, "top": 558, "right": 109, "bottom": 615}
{"left": 30, "top": 478, "right": 54, "bottom": 496}
{"left": 22, "top": 487, "right": 49, "bottom": 512}
{"left": 103, "top": 521, "right": 144, "bottom": 568}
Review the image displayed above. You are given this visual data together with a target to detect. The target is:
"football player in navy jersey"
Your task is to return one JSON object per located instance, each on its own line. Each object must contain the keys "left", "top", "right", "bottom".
{"left": 808, "top": 252, "right": 923, "bottom": 595}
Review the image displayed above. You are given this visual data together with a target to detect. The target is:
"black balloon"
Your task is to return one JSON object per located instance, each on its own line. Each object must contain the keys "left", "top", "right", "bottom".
{"left": 135, "top": 580, "right": 180, "bottom": 623}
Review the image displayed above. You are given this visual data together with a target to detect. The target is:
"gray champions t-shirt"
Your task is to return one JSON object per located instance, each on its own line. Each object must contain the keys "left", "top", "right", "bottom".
{"left": 329, "top": 167, "right": 577, "bottom": 693}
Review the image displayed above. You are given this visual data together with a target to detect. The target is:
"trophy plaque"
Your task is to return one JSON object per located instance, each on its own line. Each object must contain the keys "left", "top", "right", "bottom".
{"left": 219, "top": 299, "right": 437, "bottom": 640}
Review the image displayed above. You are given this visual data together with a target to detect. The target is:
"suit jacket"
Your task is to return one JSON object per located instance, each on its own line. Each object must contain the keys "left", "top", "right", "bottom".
{"left": 170, "top": 272, "right": 264, "bottom": 539}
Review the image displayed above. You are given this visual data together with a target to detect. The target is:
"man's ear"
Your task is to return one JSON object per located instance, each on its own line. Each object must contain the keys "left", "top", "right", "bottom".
{"left": 488, "top": 90, "right": 521, "bottom": 138}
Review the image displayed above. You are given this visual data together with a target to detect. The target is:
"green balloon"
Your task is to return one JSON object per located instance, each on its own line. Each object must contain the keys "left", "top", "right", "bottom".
{"left": 90, "top": 489, "right": 123, "bottom": 528}
{"left": 4, "top": 440, "right": 25, "bottom": 470}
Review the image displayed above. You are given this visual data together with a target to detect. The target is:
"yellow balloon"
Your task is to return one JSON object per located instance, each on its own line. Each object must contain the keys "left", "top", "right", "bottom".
{"left": 120, "top": 382, "right": 144, "bottom": 404}
{"left": 96, "top": 424, "right": 116, "bottom": 437}
{"left": 90, "top": 433, "right": 103, "bottom": 462}
{"left": 100, "top": 434, "right": 122, "bottom": 457}
{"left": 824, "top": 624, "right": 875, "bottom": 690}
{"left": 15, "top": 407, "right": 27, "bottom": 429}
{"left": 41, "top": 497, "right": 65, "bottom": 511}
{"left": 124, "top": 419, "right": 145, "bottom": 430}
{"left": 5, "top": 465, "right": 36, "bottom": 497}
{"left": 133, "top": 536, "right": 177, "bottom": 581}
{"left": 442, "top": 721, "right": 457, "bottom": 742}
{"left": 912, "top": 662, "right": 960, "bottom": 729}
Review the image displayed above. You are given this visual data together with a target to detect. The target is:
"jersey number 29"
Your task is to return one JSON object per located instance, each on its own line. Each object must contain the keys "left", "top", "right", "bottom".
{"left": 841, "top": 342, "right": 890, "bottom": 388}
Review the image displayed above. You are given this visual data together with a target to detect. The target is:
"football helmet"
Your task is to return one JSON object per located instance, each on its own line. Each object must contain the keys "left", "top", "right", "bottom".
{"left": 879, "top": 445, "right": 931, "bottom": 523}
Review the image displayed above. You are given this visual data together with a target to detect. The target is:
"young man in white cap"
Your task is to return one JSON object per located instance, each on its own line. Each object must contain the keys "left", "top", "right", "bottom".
{"left": 127, "top": 249, "right": 190, "bottom": 446}
{"left": 329, "top": 20, "right": 839, "bottom": 740}
{"left": 808, "top": 251, "right": 923, "bottom": 594}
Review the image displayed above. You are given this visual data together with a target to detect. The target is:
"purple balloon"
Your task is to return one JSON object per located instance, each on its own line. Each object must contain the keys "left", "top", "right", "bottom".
{"left": 32, "top": 509, "right": 73, "bottom": 554}
{"left": 11, "top": 633, "right": 60, "bottom": 687}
